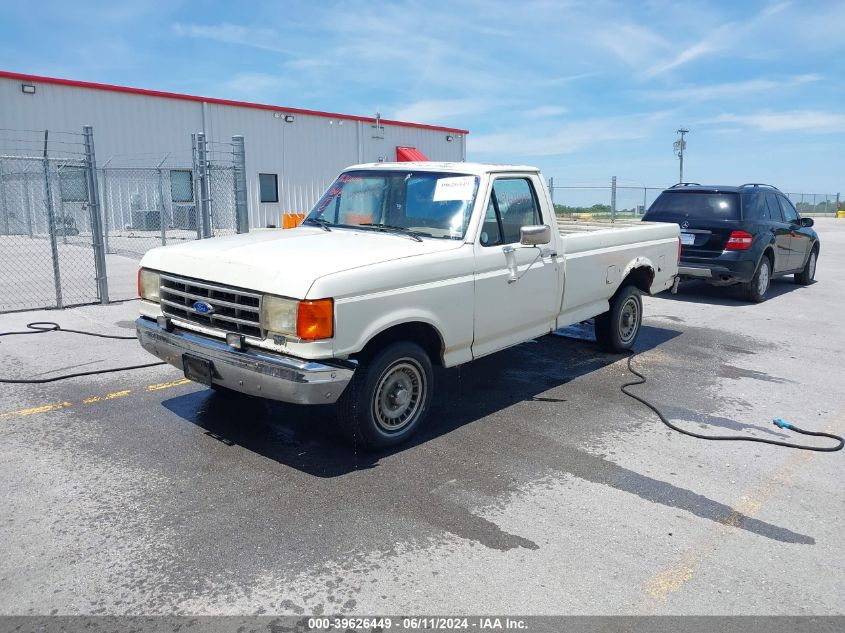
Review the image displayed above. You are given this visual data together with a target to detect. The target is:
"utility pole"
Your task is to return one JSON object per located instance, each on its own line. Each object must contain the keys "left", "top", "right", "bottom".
{"left": 674, "top": 127, "right": 689, "bottom": 183}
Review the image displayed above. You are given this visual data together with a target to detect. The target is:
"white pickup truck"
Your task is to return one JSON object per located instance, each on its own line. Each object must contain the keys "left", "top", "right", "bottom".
{"left": 137, "top": 162, "right": 679, "bottom": 448}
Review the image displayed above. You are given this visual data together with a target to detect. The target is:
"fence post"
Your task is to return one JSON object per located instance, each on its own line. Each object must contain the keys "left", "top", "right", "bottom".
{"left": 547, "top": 176, "right": 554, "bottom": 206}
{"left": 0, "top": 159, "right": 8, "bottom": 235}
{"left": 83, "top": 125, "right": 109, "bottom": 305}
{"left": 100, "top": 160, "right": 112, "bottom": 254}
{"left": 42, "top": 131, "right": 64, "bottom": 309}
{"left": 196, "top": 132, "right": 212, "bottom": 238}
{"left": 191, "top": 134, "right": 201, "bottom": 239}
{"left": 156, "top": 154, "right": 170, "bottom": 246}
{"left": 232, "top": 135, "right": 249, "bottom": 233}
{"left": 642, "top": 188, "right": 647, "bottom": 215}
{"left": 610, "top": 176, "right": 617, "bottom": 222}
{"left": 24, "top": 171, "right": 34, "bottom": 237}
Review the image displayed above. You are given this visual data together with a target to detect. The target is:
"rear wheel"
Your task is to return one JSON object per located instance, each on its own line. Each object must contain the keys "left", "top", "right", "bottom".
{"left": 335, "top": 341, "right": 433, "bottom": 450}
{"left": 595, "top": 284, "right": 643, "bottom": 352}
{"left": 742, "top": 255, "right": 771, "bottom": 302}
{"left": 794, "top": 247, "right": 817, "bottom": 285}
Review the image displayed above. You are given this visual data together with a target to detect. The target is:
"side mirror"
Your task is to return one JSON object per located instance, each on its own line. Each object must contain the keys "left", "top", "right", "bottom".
{"left": 520, "top": 224, "right": 551, "bottom": 246}
{"left": 800, "top": 217, "right": 814, "bottom": 228}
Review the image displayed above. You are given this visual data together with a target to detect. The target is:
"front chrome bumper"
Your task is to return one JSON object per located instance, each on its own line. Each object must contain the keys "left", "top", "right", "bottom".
{"left": 136, "top": 317, "right": 355, "bottom": 405}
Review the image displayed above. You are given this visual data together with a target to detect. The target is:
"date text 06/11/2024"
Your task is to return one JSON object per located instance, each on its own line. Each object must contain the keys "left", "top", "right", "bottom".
{"left": 305, "top": 617, "right": 528, "bottom": 630}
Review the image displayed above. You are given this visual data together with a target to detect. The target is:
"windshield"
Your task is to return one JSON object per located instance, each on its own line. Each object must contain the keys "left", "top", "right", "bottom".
{"left": 645, "top": 191, "right": 740, "bottom": 221}
{"left": 306, "top": 170, "right": 480, "bottom": 240}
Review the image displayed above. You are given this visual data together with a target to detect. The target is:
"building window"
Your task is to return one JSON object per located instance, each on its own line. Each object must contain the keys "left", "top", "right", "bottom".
{"left": 170, "top": 170, "right": 193, "bottom": 202}
{"left": 259, "top": 173, "right": 279, "bottom": 203}
{"left": 59, "top": 168, "right": 88, "bottom": 202}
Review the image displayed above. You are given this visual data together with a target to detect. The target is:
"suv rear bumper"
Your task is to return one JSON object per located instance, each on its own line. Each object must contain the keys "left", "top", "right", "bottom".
{"left": 678, "top": 257, "right": 756, "bottom": 285}
{"left": 136, "top": 317, "right": 355, "bottom": 404}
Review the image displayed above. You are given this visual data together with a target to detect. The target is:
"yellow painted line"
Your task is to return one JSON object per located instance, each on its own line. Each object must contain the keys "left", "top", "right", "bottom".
{"left": 0, "top": 401, "right": 73, "bottom": 420}
{"left": 145, "top": 377, "right": 192, "bottom": 391}
{"left": 82, "top": 389, "right": 132, "bottom": 404}
{"left": 636, "top": 414, "right": 843, "bottom": 613}
{"left": 0, "top": 376, "right": 195, "bottom": 421}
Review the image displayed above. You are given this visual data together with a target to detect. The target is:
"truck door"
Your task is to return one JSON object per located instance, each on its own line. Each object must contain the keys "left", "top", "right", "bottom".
{"left": 472, "top": 175, "right": 559, "bottom": 358}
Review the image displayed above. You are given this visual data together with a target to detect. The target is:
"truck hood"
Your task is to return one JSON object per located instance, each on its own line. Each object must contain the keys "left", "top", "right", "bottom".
{"left": 140, "top": 227, "right": 463, "bottom": 298}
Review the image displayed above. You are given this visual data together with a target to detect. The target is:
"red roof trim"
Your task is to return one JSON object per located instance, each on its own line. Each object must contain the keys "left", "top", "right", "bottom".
{"left": 0, "top": 70, "right": 470, "bottom": 135}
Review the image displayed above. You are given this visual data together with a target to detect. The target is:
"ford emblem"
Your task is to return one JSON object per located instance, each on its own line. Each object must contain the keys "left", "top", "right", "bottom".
{"left": 192, "top": 301, "right": 214, "bottom": 314}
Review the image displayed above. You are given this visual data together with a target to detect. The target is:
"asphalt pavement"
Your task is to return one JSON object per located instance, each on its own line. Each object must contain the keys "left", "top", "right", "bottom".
{"left": 0, "top": 219, "right": 843, "bottom": 616}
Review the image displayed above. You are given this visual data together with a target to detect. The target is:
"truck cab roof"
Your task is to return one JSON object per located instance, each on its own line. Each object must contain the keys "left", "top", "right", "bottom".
{"left": 345, "top": 161, "right": 541, "bottom": 176}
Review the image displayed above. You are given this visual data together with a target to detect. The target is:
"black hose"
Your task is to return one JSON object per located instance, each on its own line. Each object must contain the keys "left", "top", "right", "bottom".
{"left": 0, "top": 321, "right": 165, "bottom": 384}
{"left": 622, "top": 353, "right": 843, "bottom": 452}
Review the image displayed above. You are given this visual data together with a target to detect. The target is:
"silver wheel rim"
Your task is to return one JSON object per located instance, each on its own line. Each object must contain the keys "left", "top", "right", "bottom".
{"left": 758, "top": 260, "right": 770, "bottom": 295}
{"left": 372, "top": 358, "right": 425, "bottom": 433}
{"left": 808, "top": 252, "right": 816, "bottom": 279}
{"left": 618, "top": 297, "right": 640, "bottom": 344}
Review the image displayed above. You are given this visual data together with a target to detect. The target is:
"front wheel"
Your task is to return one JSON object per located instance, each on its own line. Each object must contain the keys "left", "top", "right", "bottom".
{"left": 335, "top": 341, "right": 434, "bottom": 450}
{"left": 794, "top": 248, "right": 817, "bottom": 285}
{"left": 595, "top": 284, "right": 643, "bottom": 352}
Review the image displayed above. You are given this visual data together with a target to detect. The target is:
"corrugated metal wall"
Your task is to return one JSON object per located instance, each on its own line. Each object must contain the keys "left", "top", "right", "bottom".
{"left": 0, "top": 76, "right": 466, "bottom": 228}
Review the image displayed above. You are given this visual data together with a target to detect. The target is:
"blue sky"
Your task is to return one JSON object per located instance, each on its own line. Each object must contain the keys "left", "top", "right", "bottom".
{"left": 2, "top": 0, "right": 843, "bottom": 195}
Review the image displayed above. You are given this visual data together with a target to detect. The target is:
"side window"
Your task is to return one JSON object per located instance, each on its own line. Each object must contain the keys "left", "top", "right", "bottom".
{"left": 170, "top": 170, "right": 193, "bottom": 202}
{"left": 493, "top": 178, "right": 542, "bottom": 244}
{"left": 480, "top": 197, "right": 503, "bottom": 246}
{"left": 59, "top": 168, "right": 88, "bottom": 202}
{"left": 764, "top": 192, "right": 783, "bottom": 221}
{"left": 259, "top": 173, "right": 279, "bottom": 203}
{"left": 741, "top": 192, "right": 766, "bottom": 220}
{"left": 778, "top": 195, "right": 799, "bottom": 224}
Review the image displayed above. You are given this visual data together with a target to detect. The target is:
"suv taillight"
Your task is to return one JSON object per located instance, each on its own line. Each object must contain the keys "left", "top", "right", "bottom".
{"left": 725, "top": 230, "right": 753, "bottom": 251}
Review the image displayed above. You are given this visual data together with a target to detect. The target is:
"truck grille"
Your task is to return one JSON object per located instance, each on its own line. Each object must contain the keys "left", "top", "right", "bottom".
{"left": 159, "top": 273, "right": 262, "bottom": 338}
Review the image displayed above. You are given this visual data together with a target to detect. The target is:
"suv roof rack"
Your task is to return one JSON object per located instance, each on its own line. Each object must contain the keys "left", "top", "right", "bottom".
{"left": 669, "top": 182, "right": 702, "bottom": 188}
{"left": 739, "top": 183, "right": 781, "bottom": 191}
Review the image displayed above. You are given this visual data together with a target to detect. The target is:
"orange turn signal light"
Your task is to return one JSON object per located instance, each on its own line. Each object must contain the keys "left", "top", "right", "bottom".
{"left": 296, "top": 298, "right": 333, "bottom": 340}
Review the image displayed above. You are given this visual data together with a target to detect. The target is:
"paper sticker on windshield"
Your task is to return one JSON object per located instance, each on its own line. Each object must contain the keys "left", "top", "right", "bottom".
{"left": 433, "top": 176, "right": 476, "bottom": 201}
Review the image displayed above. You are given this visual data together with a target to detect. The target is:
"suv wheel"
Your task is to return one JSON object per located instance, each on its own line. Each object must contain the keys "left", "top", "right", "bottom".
{"left": 795, "top": 247, "right": 818, "bottom": 285}
{"left": 335, "top": 341, "right": 434, "bottom": 450}
{"left": 743, "top": 256, "right": 771, "bottom": 303}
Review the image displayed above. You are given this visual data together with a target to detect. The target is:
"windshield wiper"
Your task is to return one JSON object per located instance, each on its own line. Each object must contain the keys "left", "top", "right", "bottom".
{"left": 301, "top": 217, "right": 332, "bottom": 231}
{"left": 358, "top": 223, "right": 423, "bottom": 242}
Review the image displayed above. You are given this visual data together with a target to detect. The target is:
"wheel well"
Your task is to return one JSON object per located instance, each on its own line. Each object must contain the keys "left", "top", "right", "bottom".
{"left": 357, "top": 322, "right": 444, "bottom": 366}
{"left": 622, "top": 266, "right": 654, "bottom": 295}
{"left": 762, "top": 246, "right": 774, "bottom": 265}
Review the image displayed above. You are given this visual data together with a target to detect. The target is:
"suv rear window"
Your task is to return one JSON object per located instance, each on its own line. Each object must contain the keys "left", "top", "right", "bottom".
{"left": 645, "top": 191, "right": 740, "bottom": 220}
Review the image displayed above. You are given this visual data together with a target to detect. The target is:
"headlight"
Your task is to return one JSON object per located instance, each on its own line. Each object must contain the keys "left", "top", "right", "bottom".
{"left": 261, "top": 295, "right": 298, "bottom": 336}
{"left": 138, "top": 268, "right": 160, "bottom": 302}
{"left": 261, "top": 295, "right": 334, "bottom": 341}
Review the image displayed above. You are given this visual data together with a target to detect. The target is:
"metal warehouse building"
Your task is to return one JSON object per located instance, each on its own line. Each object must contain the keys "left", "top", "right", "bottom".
{"left": 0, "top": 70, "right": 468, "bottom": 229}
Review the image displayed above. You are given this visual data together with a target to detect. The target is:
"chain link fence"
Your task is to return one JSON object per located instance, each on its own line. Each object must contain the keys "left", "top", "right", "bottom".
{"left": 0, "top": 127, "right": 108, "bottom": 312}
{"left": 548, "top": 180, "right": 841, "bottom": 220}
{"left": 0, "top": 127, "right": 248, "bottom": 312}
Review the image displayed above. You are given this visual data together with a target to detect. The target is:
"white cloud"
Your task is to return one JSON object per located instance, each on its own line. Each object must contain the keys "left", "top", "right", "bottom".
{"left": 222, "top": 72, "right": 281, "bottom": 94}
{"left": 171, "top": 22, "right": 290, "bottom": 54}
{"left": 393, "top": 99, "right": 491, "bottom": 125}
{"left": 469, "top": 112, "right": 671, "bottom": 157}
{"left": 523, "top": 105, "right": 569, "bottom": 118}
{"left": 705, "top": 110, "right": 845, "bottom": 132}
{"left": 642, "top": 74, "right": 822, "bottom": 101}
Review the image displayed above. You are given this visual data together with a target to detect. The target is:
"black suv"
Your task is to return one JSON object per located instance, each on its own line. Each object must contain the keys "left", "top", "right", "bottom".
{"left": 643, "top": 183, "right": 819, "bottom": 302}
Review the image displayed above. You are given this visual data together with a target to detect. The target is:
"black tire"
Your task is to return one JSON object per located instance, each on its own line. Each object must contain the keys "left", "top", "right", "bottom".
{"left": 335, "top": 341, "right": 434, "bottom": 450}
{"left": 794, "top": 246, "right": 818, "bottom": 285}
{"left": 595, "top": 284, "right": 643, "bottom": 352}
{"left": 742, "top": 255, "right": 771, "bottom": 303}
